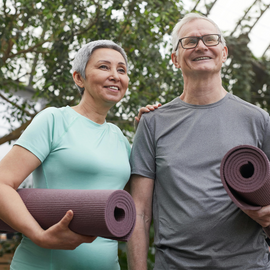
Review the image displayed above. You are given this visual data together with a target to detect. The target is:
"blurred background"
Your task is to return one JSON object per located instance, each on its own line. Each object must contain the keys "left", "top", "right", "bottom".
{"left": 1, "top": 0, "right": 270, "bottom": 268}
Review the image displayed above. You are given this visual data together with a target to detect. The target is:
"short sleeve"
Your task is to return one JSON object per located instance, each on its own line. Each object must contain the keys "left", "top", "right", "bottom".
{"left": 15, "top": 108, "right": 57, "bottom": 162}
{"left": 262, "top": 115, "right": 270, "bottom": 160}
{"left": 124, "top": 136, "right": 131, "bottom": 158}
{"left": 130, "top": 115, "right": 156, "bottom": 180}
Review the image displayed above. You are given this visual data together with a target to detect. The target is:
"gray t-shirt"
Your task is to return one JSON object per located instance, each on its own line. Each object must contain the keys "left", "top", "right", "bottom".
{"left": 131, "top": 93, "right": 270, "bottom": 270}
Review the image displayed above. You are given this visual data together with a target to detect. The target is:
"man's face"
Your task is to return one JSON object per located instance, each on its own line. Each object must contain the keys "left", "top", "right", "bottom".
{"left": 172, "top": 19, "right": 228, "bottom": 78}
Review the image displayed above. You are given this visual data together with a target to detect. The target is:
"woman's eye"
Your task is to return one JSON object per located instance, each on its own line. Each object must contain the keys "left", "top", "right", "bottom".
{"left": 99, "top": 65, "right": 109, "bottom": 69}
{"left": 118, "top": 68, "right": 126, "bottom": 73}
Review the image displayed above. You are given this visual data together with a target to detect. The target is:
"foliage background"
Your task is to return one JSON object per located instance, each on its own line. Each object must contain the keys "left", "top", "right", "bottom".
{"left": 1, "top": 0, "right": 270, "bottom": 269}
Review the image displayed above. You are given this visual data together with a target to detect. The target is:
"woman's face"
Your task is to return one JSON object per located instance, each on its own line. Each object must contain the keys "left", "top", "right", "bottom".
{"left": 80, "top": 48, "right": 129, "bottom": 107}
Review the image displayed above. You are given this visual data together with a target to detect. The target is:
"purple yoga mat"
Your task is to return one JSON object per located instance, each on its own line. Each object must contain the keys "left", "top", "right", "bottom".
{"left": 220, "top": 145, "right": 270, "bottom": 237}
{"left": 0, "top": 189, "right": 136, "bottom": 242}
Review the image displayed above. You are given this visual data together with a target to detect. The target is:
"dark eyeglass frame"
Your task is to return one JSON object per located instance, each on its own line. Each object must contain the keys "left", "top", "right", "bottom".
{"left": 175, "top": 34, "right": 221, "bottom": 51}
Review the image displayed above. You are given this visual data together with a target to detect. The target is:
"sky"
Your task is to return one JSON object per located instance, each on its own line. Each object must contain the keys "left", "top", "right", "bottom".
{"left": 182, "top": 0, "right": 270, "bottom": 57}
{"left": 1, "top": 0, "right": 270, "bottom": 160}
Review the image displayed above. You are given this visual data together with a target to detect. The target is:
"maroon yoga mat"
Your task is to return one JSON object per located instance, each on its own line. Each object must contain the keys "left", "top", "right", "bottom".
{"left": 0, "top": 189, "right": 136, "bottom": 242}
{"left": 220, "top": 145, "right": 270, "bottom": 237}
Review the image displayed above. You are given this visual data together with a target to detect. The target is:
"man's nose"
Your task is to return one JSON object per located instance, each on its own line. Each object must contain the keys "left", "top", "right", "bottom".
{"left": 196, "top": 39, "right": 208, "bottom": 50}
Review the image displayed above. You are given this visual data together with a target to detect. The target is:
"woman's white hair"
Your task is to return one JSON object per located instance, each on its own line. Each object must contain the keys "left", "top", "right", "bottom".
{"left": 72, "top": 40, "right": 128, "bottom": 95}
{"left": 171, "top": 13, "right": 226, "bottom": 54}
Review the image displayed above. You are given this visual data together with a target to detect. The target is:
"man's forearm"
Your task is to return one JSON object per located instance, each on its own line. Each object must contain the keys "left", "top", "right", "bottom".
{"left": 127, "top": 174, "right": 154, "bottom": 269}
{"left": 127, "top": 214, "right": 150, "bottom": 270}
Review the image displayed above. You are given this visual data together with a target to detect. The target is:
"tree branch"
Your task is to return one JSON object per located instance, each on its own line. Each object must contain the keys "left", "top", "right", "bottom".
{"left": 247, "top": 3, "right": 270, "bottom": 34}
{"left": 0, "top": 119, "right": 33, "bottom": 145}
{"left": 205, "top": 0, "right": 218, "bottom": 16}
{"left": 0, "top": 92, "right": 34, "bottom": 117}
{"left": 74, "top": 2, "right": 100, "bottom": 37}
{"left": 192, "top": 0, "right": 201, "bottom": 12}
{"left": 115, "top": 0, "right": 137, "bottom": 43}
{"left": 5, "top": 38, "right": 53, "bottom": 60}
{"left": 262, "top": 44, "right": 270, "bottom": 58}
{"left": 230, "top": 0, "right": 258, "bottom": 36}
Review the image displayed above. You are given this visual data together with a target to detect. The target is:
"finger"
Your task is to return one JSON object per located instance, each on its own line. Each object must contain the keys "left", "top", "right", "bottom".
{"left": 146, "top": 103, "right": 162, "bottom": 110}
{"left": 260, "top": 205, "right": 270, "bottom": 214}
{"left": 81, "top": 235, "right": 98, "bottom": 244}
{"left": 137, "top": 108, "right": 150, "bottom": 119}
{"left": 153, "top": 103, "right": 161, "bottom": 108}
{"left": 243, "top": 208, "right": 270, "bottom": 227}
{"left": 140, "top": 107, "right": 151, "bottom": 112}
{"left": 135, "top": 116, "right": 140, "bottom": 123}
{"left": 146, "top": 105, "right": 155, "bottom": 110}
{"left": 60, "top": 210, "right": 74, "bottom": 227}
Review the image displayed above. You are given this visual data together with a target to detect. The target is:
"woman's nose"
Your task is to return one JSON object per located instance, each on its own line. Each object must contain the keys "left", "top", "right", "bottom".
{"left": 109, "top": 70, "right": 120, "bottom": 81}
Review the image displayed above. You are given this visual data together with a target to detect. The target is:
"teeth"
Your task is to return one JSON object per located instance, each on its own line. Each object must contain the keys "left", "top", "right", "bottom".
{"left": 108, "top": 86, "right": 119, "bottom": 90}
{"left": 194, "top": 57, "right": 211, "bottom": 61}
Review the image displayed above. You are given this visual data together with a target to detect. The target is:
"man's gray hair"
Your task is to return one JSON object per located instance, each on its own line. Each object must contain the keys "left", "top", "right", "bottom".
{"left": 72, "top": 40, "right": 128, "bottom": 95}
{"left": 171, "top": 13, "right": 226, "bottom": 54}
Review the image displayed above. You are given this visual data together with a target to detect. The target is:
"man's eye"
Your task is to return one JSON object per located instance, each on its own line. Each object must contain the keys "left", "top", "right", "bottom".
{"left": 186, "top": 38, "right": 197, "bottom": 44}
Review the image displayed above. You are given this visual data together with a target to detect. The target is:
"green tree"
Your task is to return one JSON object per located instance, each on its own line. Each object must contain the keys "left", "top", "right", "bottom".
{"left": 0, "top": 0, "right": 183, "bottom": 144}
{"left": 1, "top": 0, "right": 270, "bottom": 269}
{"left": 0, "top": 0, "right": 183, "bottom": 268}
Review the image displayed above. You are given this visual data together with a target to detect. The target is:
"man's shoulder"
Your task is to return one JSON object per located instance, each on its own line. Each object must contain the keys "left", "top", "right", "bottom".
{"left": 228, "top": 94, "right": 269, "bottom": 118}
{"left": 142, "top": 98, "right": 180, "bottom": 120}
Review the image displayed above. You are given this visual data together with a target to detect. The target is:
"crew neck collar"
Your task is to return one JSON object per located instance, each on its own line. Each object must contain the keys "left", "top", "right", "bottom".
{"left": 176, "top": 92, "right": 230, "bottom": 109}
{"left": 66, "top": 106, "right": 107, "bottom": 126}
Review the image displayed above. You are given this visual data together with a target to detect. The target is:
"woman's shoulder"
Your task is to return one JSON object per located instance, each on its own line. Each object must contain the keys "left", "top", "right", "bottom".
{"left": 37, "top": 106, "right": 70, "bottom": 117}
{"left": 107, "top": 122, "right": 125, "bottom": 135}
{"left": 34, "top": 106, "right": 77, "bottom": 124}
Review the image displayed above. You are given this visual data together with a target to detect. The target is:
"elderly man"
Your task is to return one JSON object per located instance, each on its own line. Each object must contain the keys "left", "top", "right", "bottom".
{"left": 127, "top": 13, "right": 270, "bottom": 269}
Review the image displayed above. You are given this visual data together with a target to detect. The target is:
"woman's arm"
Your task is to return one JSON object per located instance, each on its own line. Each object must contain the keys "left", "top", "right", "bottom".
{"left": 135, "top": 103, "right": 161, "bottom": 123}
{"left": 0, "top": 145, "right": 96, "bottom": 249}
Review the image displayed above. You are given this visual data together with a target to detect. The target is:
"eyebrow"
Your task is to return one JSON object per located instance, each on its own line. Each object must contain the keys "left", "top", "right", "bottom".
{"left": 97, "top": 60, "right": 126, "bottom": 66}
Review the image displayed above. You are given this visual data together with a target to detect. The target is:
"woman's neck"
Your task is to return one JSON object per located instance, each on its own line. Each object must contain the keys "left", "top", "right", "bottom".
{"left": 72, "top": 99, "right": 109, "bottom": 125}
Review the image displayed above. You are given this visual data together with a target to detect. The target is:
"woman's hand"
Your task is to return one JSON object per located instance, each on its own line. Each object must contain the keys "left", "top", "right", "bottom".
{"left": 242, "top": 205, "right": 270, "bottom": 228}
{"left": 34, "top": 210, "right": 97, "bottom": 250}
{"left": 135, "top": 103, "right": 161, "bottom": 123}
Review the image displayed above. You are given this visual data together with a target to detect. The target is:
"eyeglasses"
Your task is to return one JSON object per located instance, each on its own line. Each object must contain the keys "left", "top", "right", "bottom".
{"left": 175, "top": 34, "right": 221, "bottom": 51}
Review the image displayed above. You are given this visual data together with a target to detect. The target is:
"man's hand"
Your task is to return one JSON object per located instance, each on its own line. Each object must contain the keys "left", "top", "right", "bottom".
{"left": 242, "top": 205, "right": 270, "bottom": 228}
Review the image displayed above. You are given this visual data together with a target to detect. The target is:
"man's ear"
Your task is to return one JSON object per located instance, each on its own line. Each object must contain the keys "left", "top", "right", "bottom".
{"left": 171, "top": 53, "right": 181, "bottom": 69}
{"left": 72, "top": 71, "right": 84, "bottom": 88}
{"left": 222, "top": 46, "right": 228, "bottom": 63}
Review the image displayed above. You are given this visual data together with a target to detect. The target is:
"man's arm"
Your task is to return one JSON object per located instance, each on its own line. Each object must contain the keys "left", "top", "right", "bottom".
{"left": 127, "top": 174, "right": 154, "bottom": 270}
{"left": 243, "top": 206, "right": 270, "bottom": 228}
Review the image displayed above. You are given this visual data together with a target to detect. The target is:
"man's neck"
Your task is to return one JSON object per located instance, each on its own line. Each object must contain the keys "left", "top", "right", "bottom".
{"left": 180, "top": 74, "right": 227, "bottom": 105}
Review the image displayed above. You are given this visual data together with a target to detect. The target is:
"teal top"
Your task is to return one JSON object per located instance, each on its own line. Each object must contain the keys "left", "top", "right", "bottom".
{"left": 11, "top": 106, "right": 131, "bottom": 270}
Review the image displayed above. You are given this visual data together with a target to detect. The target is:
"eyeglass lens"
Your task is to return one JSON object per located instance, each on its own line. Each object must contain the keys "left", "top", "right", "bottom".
{"left": 181, "top": 34, "right": 220, "bottom": 49}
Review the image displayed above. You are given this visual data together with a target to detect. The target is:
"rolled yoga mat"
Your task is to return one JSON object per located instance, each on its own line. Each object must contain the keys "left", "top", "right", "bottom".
{"left": 0, "top": 189, "right": 136, "bottom": 242}
{"left": 220, "top": 145, "right": 270, "bottom": 237}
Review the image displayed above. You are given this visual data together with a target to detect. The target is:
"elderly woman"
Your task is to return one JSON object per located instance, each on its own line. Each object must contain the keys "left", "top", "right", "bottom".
{"left": 0, "top": 40, "right": 158, "bottom": 270}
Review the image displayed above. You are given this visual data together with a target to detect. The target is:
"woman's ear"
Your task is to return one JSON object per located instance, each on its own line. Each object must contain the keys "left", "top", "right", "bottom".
{"left": 72, "top": 71, "right": 85, "bottom": 88}
{"left": 171, "top": 52, "right": 181, "bottom": 69}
